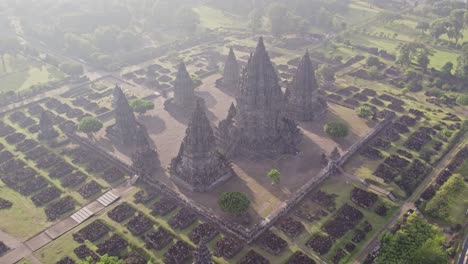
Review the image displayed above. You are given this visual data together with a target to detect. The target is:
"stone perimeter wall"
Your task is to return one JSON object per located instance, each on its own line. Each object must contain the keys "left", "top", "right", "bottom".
{"left": 69, "top": 116, "right": 394, "bottom": 244}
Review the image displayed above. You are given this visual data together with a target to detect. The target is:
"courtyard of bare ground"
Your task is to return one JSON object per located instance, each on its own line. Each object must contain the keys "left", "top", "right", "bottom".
{"left": 93, "top": 74, "right": 375, "bottom": 226}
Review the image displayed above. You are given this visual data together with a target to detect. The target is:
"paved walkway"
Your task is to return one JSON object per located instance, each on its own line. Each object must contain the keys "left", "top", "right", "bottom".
{"left": 0, "top": 185, "right": 134, "bottom": 264}
{"left": 340, "top": 170, "right": 392, "bottom": 198}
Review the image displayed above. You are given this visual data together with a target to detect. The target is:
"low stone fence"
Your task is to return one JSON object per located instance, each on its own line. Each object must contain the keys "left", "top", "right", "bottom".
{"left": 338, "top": 116, "right": 394, "bottom": 167}
{"left": 66, "top": 133, "right": 134, "bottom": 175}
{"left": 198, "top": 68, "right": 219, "bottom": 79}
{"left": 326, "top": 98, "right": 357, "bottom": 110}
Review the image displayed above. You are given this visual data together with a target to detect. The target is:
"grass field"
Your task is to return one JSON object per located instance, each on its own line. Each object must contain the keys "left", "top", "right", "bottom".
{"left": 194, "top": 5, "right": 246, "bottom": 30}
{"left": 0, "top": 54, "right": 66, "bottom": 93}
{"left": 0, "top": 181, "right": 50, "bottom": 240}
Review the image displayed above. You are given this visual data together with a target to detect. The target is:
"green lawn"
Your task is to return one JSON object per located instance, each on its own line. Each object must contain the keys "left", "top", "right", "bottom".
{"left": 194, "top": 5, "right": 246, "bottom": 30}
{"left": 0, "top": 182, "right": 50, "bottom": 240}
{"left": 0, "top": 65, "right": 66, "bottom": 92}
{"left": 0, "top": 54, "right": 66, "bottom": 93}
{"left": 317, "top": 175, "right": 398, "bottom": 263}
{"left": 0, "top": 54, "right": 29, "bottom": 74}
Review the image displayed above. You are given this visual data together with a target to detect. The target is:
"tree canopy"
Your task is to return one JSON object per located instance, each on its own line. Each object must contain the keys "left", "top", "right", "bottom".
{"left": 377, "top": 214, "right": 448, "bottom": 264}
{"left": 59, "top": 62, "right": 84, "bottom": 76}
{"left": 356, "top": 105, "right": 373, "bottom": 119}
{"left": 423, "top": 174, "right": 464, "bottom": 222}
{"left": 324, "top": 122, "right": 349, "bottom": 138}
{"left": 267, "top": 169, "right": 281, "bottom": 185}
{"left": 130, "top": 99, "right": 155, "bottom": 115}
{"left": 78, "top": 116, "right": 103, "bottom": 136}
{"left": 218, "top": 192, "right": 250, "bottom": 216}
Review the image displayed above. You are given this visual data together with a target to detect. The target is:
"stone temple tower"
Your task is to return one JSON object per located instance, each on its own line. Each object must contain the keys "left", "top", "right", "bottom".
{"left": 286, "top": 50, "right": 327, "bottom": 121}
{"left": 170, "top": 100, "right": 234, "bottom": 192}
{"left": 222, "top": 47, "right": 240, "bottom": 93}
{"left": 173, "top": 61, "right": 196, "bottom": 109}
{"left": 106, "top": 85, "right": 140, "bottom": 146}
{"left": 131, "top": 125, "right": 159, "bottom": 181}
{"left": 217, "top": 37, "right": 302, "bottom": 158}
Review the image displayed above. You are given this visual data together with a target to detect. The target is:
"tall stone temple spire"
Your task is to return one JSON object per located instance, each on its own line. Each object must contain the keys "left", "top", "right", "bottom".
{"left": 131, "top": 125, "right": 159, "bottom": 181}
{"left": 170, "top": 100, "right": 234, "bottom": 192}
{"left": 193, "top": 238, "right": 213, "bottom": 264}
{"left": 106, "top": 85, "right": 140, "bottom": 146}
{"left": 217, "top": 37, "right": 302, "bottom": 158}
{"left": 38, "top": 110, "right": 58, "bottom": 140}
{"left": 222, "top": 47, "right": 240, "bottom": 92}
{"left": 286, "top": 50, "right": 327, "bottom": 121}
{"left": 173, "top": 61, "right": 196, "bottom": 109}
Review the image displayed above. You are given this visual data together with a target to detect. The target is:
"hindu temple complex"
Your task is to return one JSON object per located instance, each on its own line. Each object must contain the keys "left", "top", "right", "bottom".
{"left": 170, "top": 100, "right": 234, "bottom": 192}
{"left": 217, "top": 37, "right": 302, "bottom": 158}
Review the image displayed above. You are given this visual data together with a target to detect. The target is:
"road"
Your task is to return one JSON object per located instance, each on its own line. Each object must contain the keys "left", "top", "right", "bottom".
{"left": 459, "top": 233, "right": 468, "bottom": 264}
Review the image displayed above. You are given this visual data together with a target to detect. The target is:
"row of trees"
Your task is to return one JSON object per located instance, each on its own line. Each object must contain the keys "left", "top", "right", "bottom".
{"left": 423, "top": 174, "right": 465, "bottom": 223}
{"left": 396, "top": 42, "right": 432, "bottom": 71}
{"left": 248, "top": 0, "right": 351, "bottom": 37}
{"left": 418, "top": 9, "right": 468, "bottom": 45}
{"left": 0, "top": 37, "right": 21, "bottom": 72}
{"left": 149, "top": 3, "right": 200, "bottom": 34}
{"left": 378, "top": 214, "right": 448, "bottom": 264}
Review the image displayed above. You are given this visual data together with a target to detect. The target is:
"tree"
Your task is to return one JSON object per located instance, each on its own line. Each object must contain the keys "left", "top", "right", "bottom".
{"left": 248, "top": 9, "right": 263, "bottom": 34}
{"left": 455, "top": 51, "right": 468, "bottom": 81}
{"left": 267, "top": 169, "right": 281, "bottom": 185}
{"left": 447, "top": 9, "right": 466, "bottom": 45}
{"left": 416, "top": 52, "right": 430, "bottom": 72}
{"left": 118, "top": 31, "right": 141, "bottom": 51}
{"left": 59, "top": 62, "right": 84, "bottom": 76}
{"left": 130, "top": 99, "right": 155, "bottom": 115}
{"left": 377, "top": 214, "right": 447, "bottom": 264}
{"left": 267, "top": 3, "right": 289, "bottom": 37}
{"left": 412, "top": 237, "right": 449, "bottom": 264}
{"left": 440, "top": 62, "right": 453, "bottom": 79}
{"left": 80, "top": 254, "right": 123, "bottom": 264}
{"left": 424, "top": 174, "right": 464, "bottom": 222}
{"left": 430, "top": 19, "right": 449, "bottom": 40}
{"left": 356, "top": 105, "right": 373, "bottom": 119}
{"left": 416, "top": 21, "right": 430, "bottom": 33}
{"left": 94, "top": 26, "right": 119, "bottom": 52}
{"left": 456, "top": 95, "right": 468, "bottom": 105}
{"left": 0, "top": 37, "right": 20, "bottom": 72}
{"left": 316, "top": 65, "right": 335, "bottom": 86}
{"left": 78, "top": 117, "right": 103, "bottom": 138}
{"left": 396, "top": 42, "right": 431, "bottom": 69}
{"left": 175, "top": 7, "right": 200, "bottom": 34}
{"left": 64, "top": 33, "right": 97, "bottom": 58}
{"left": 218, "top": 192, "right": 250, "bottom": 216}
{"left": 366, "top": 56, "right": 380, "bottom": 68}
{"left": 59, "top": 62, "right": 83, "bottom": 76}
{"left": 324, "top": 122, "right": 349, "bottom": 138}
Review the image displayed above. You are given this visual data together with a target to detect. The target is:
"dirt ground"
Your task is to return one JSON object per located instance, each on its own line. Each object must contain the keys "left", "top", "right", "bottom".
{"left": 95, "top": 74, "right": 373, "bottom": 226}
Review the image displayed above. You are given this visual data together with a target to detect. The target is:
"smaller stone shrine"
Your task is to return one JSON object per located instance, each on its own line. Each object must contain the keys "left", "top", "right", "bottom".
{"left": 170, "top": 100, "right": 234, "bottom": 192}
{"left": 38, "top": 110, "right": 59, "bottom": 140}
